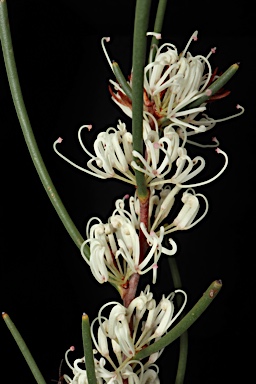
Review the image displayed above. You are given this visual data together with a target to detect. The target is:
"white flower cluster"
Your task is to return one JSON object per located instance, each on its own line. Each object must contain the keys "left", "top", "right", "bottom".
{"left": 81, "top": 195, "right": 178, "bottom": 285}
{"left": 53, "top": 32, "right": 242, "bottom": 194}
{"left": 53, "top": 31, "right": 236, "bottom": 288}
{"left": 53, "top": 29, "right": 244, "bottom": 384}
{"left": 106, "top": 31, "right": 244, "bottom": 136}
{"left": 80, "top": 182, "right": 209, "bottom": 286}
{"left": 54, "top": 118, "right": 228, "bottom": 189}
{"left": 54, "top": 121, "right": 136, "bottom": 184}
{"left": 63, "top": 285, "right": 187, "bottom": 384}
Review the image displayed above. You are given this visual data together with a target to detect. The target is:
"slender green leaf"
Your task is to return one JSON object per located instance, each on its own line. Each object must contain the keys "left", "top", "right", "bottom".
{"left": 82, "top": 313, "right": 97, "bottom": 384}
{"left": 2, "top": 312, "right": 47, "bottom": 384}
{"left": 133, "top": 280, "right": 222, "bottom": 360}
{"left": 149, "top": 0, "right": 168, "bottom": 61}
{"left": 112, "top": 61, "right": 132, "bottom": 100}
{"left": 0, "top": 0, "right": 87, "bottom": 253}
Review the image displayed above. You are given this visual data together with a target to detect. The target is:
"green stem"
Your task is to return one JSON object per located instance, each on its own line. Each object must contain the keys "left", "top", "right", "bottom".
{"left": 82, "top": 314, "right": 97, "bottom": 384}
{"left": 175, "top": 333, "right": 188, "bottom": 384}
{"left": 2, "top": 312, "right": 47, "bottom": 384}
{"left": 168, "top": 258, "right": 182, "bottom": 299}
{"left": 149, "top": 0, "right": 168, "bottom": 61}
{"left": 168, "top": 257, "right": 188, "bottom": 384}
{"left": 0, "top": 0, "right": 89, "bottom": 256}
{"left": 133, "top": 280, "right": 222, "bottom": 360}
{"left": 132, "top": 0, "right": 152, "bottom": 199}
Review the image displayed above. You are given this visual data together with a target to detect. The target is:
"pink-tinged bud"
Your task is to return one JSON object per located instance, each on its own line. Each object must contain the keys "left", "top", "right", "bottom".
{"left": 193, "top": 31, "right": 198, "bottom": 41}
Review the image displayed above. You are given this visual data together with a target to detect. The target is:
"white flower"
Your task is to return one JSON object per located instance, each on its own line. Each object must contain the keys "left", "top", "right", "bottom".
{"left": 63, "top": 346, "right": 88, "bottom": 384}
{"left": 121, "top": 361, "right": 160, "bottom": 384}
{"left": 80, "top": 196, "right": 177, "bottom": 285}
{"left": 80, "top": 180, "right": 212, "bottom": 286}
{"left": 148, "top": 138, "right": 229, "bottom": 193}
{"left": 61, "top": 290, "right": 186, "bottom": 384}
{"left": 80, "top": 198, "right": 140, "bottom": 285}
{"left": 139, "top": 224, "right": 177, "bottom": 284}
{"left": 91, "top": 286, "right": 187, "bottom": 370}
{"left": 54, "top": 106, "right": 230, "bottom": 194}
{"left": 131, "top": 122, "right": 207, "bottom": 187}
{"left": 63, "top": 346, "right": 117, "bottom": 384}
{"left": 62, "top": 345, "right": 160, "bottom": 384}
{"left": 163, "top": 189, "right": 209, "bottom": 234}
{"left": 150, "top": 187, "right": 209, "bottom": 234}
{"left": 131, "top": 122, "right": 181, "bottom": 184}
{"left": 104, "top": 32, "right": 244, "bottom": 135}
{"left": 53, "top": 120, "right": 136, "bottom": 185}
{"left": 90, "top": 285, "right": 187, "bottom": 365}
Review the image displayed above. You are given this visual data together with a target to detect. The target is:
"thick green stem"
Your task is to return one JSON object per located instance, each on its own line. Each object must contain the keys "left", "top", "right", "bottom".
{"left": 0, "top": 0, "right": 88, "bottom": 256}
{"left": 133, "top": 280, "right": 222, "bottom": 360}
{"left": 82, "top": 314, "right": 97, "bottom": 384}
{"left": 122, "top": 190, "right": 150, "bottom": 308}
{"left": 132, "top": 0, "right": 152, "bottom": 199}
{"left": 2, "top": 313, "right": 47, "bottom": 384}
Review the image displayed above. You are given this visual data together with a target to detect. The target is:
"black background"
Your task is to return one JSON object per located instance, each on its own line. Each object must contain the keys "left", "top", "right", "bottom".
{"left": 1, "top": 1, "right": 254, "bottom": 383}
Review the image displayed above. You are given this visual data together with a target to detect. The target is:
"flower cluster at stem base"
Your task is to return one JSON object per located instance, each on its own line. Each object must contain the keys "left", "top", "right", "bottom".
{"left": 62, "top": 285, "right": 187, "bottom": 384}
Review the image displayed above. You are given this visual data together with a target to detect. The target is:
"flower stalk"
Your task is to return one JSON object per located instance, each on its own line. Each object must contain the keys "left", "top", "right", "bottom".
{"left": 121, "top": 0, "right": 153, "bottom": 308}
{"left": 148, "top": 0, "right": 168, "bottom": 61}
{"left": 132, "top": 0, "right": 152, "bottom": 199}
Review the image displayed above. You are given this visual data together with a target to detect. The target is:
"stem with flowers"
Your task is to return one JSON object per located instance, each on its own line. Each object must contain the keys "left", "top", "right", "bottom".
{"left": 126, "top": 0, "right": 152, "bottom": 308}
{"left": 1, "top": 0, "right": 244, "bottom": 383}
